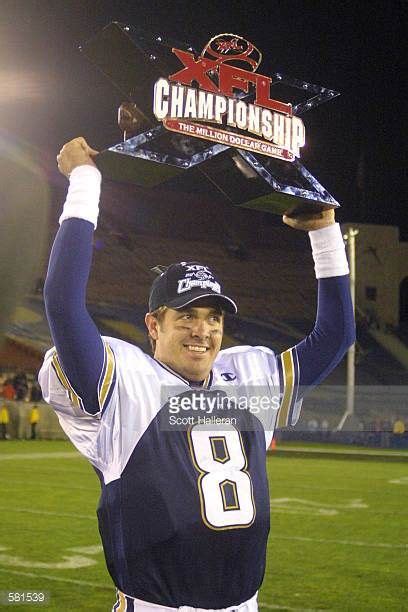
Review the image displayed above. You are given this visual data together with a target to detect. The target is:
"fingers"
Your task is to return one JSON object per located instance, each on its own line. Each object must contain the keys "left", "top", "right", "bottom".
{"left": 87, "top": 146, "right": 99, "bottom": 157}
{"left": 56, "top": 137, "right": 99, "bottom": 177}
{"left": 75, "top": 136, "right": 89, "bottom": 149}
{"left": 75, "top": 137, "right": 99, "bottom": 157}
{"left": 282, "top": 215, "right": 304, "bottom": 230}
{"left": 56, "top": 152, "right": 70, "bottom": 177}
{"left": 75, "top": 137, "right": 98, "bottom": 155}
{"left": 59, "top": 137, "right": 99, "bottom": 156}
{"left": 282, "top": 208, "right": 336, "bottom": 231}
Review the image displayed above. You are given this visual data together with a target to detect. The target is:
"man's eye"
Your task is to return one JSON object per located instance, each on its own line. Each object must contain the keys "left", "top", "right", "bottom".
{"left": 210, "top": 316, "right": 221, "bottom": 323}
{"left": 181, "top": 313, "right": 191, "bottom": 320}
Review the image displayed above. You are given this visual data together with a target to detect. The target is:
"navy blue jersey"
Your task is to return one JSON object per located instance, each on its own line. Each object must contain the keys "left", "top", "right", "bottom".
{"left": 39, "top": 339, "right": 300, "bottom": 607}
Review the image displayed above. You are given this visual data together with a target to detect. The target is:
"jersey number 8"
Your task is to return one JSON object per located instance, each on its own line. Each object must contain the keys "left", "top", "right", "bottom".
{"left": 188, "top": 425, "right": 256, "bottom": 530}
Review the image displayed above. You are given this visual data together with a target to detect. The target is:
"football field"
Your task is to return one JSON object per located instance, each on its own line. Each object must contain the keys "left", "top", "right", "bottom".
{"left": 0, "top": 440, "right": 407, "bottom": 611}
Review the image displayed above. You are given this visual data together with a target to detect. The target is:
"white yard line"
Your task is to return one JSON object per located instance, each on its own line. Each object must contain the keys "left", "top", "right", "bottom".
{"left": 259, "top": 604, "right": 328, "bottom": 612}
{"left": 0, "top": 567, "right": 111, "bottom": 590}
{"left": 272, "top": 534, "right": 408, "bottom": 549}
{"left": 0, "top": 477, "right": 94, "bottom": 491}
{"left": 0, "top": 452, "right": 80, "bottom": 461}
{"left": 274, "top": 446, "right": 408, "bottom": 458}
{"left": 0, "top": 506, "right": 95, "bottom": 520}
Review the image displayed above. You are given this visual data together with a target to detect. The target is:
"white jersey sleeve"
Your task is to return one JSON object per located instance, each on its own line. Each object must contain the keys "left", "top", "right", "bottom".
{"left": 38, "top": 336, "right": 166, "bottom": 482}
{"left": 214, "top": 344, "right": 302, "bottom": 448}
{"left": 39, "top": 340, "right": 116, "bottom": 417}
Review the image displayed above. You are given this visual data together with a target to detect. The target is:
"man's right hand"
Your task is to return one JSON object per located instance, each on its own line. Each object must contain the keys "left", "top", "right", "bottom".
{"left": 56, "top": 137, "right": 99, "bottom": 177}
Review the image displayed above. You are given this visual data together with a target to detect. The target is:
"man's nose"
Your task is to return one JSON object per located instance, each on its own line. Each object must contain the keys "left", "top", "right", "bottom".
{"left": 190, "top": 319, "right": 210, "bottom": 338}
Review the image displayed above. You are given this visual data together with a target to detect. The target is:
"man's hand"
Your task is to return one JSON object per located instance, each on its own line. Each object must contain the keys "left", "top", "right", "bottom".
{"left": 283, "top": 208, "right": 335, "bottom": 231}
{"left": 56, "top": 137, "right": 99, "bottom": 178}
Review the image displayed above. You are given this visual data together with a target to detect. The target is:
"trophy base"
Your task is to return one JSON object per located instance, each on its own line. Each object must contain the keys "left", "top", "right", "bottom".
{"left": 96, "top": 131, "right": 340, "bottom": 216}
{"left": 234, "top": 192, "right": 337, "bottom": 216}
{"left": 96, "top": 149, "right": 184, "bottom": 188}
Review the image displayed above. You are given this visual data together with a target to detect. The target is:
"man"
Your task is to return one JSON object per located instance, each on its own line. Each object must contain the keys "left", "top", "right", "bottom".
{"left": 0, "top": 402, "right": 10, "bottom": 440}
{"left": 29, "top": 404, "right": 40, "bottom": 439}
{"left": 39, "top": 137, "right": 355, "bottom": 611}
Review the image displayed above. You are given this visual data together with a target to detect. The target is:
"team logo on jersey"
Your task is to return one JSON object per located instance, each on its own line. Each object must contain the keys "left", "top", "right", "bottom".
{"left": 221, "top": 372, "right": 237, "bottom": 381}
{"left": 153, "top": 33, "right": 305, "bottom": 161}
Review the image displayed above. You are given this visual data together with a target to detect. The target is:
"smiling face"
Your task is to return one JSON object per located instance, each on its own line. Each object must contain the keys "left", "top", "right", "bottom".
{"left": 145, "top": 300, "right": 224, "bottom": 382}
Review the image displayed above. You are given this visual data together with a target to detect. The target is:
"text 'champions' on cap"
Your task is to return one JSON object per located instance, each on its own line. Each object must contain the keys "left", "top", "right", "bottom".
{"left": 149, "top": 262, "right": 237, "bottom": 314}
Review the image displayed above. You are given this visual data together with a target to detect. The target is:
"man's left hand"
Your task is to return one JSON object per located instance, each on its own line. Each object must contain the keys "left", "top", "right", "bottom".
{"left": 56, "top": 137, "right": 99, "bottom": 178}
{"left": 283, "top": 208, "right": 335, "bottom": 231}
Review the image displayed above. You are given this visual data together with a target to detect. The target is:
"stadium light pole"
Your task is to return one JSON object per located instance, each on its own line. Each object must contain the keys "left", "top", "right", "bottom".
{"left": 336, "top": 227, "right": 359, "bottom": 431}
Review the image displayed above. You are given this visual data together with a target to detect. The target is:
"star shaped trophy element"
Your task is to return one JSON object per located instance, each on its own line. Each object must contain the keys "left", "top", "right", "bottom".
{"left": 80, "top": 23, "right": 340, "bottom": 216}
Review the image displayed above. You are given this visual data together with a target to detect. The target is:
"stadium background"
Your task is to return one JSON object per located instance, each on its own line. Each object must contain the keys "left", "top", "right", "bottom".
{"left": 0, "top": 1, "right": 407, "bottom": 610}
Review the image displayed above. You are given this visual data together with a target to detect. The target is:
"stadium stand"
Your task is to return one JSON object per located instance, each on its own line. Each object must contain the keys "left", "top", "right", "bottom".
{"left": 85, "top": 228, "right": 317, "bottom": 325}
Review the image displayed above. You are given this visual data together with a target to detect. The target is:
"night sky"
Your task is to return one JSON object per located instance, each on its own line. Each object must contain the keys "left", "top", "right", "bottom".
{"left": 1, "top": 1, "right": 406, "bottom": 236}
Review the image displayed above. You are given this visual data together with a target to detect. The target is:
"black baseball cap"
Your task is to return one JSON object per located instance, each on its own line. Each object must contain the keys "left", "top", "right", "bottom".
{"left": 148, "top": 261, "right": 237, "bottom": 314}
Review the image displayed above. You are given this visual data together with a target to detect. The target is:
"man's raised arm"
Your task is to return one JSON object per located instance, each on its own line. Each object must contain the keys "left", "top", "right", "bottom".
{"left": 43, "top": 137, "right": 107, "bottom": 415}
{"left": 279, "top": 209, "right": 356, "bottom": 422}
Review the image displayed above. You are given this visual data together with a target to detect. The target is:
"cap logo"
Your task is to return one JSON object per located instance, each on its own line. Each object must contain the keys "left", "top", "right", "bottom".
{"left": 184, "top": 264, "right": 212, "bottom": 273}
{"left": 191, "top": 270, "right": 212, "bottom": 280}
{"left": 177, "top": 278, "right": 221, "bottom": 294}
{"left": 150, "top": 261, "right": 236, "bottom": 313}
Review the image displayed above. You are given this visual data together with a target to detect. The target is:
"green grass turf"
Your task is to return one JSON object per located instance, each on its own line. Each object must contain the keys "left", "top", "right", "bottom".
{"left": 0, "top": 440, "right": 407, "bottom": 611}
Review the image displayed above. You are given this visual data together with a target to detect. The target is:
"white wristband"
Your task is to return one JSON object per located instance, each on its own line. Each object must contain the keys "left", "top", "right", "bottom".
{"left": 59, "top": 165, "right": 102, "bottom": 229}
{"left": 308, "top": 223, "right": 349, "bottom": 278}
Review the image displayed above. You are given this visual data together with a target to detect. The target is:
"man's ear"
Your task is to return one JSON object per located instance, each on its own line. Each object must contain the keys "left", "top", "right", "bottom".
{"left": 145, "top": 313, "right": 159, "bottom": 339}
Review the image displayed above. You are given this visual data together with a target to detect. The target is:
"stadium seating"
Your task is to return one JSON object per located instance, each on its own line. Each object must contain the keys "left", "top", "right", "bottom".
{"left": 86, "top": 229, "right": 317, "bottom": 325}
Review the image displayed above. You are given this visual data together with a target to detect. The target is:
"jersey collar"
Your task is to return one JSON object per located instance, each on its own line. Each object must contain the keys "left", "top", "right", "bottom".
{"left": 154, "top": 359, "right": 213, "bottom": 389}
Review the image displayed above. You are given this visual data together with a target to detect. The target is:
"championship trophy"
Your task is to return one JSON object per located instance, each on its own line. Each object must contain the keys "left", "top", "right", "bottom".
{"left": 80, "top": 22, "right": 340, "bottom": 215}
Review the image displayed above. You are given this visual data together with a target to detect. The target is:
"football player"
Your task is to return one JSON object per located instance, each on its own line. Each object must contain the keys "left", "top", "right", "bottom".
{"left": 39, "top": 137, "right": 355, "bottom": 611}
